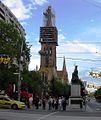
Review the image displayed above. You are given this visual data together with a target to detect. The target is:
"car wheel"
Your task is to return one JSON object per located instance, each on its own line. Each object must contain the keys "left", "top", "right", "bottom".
{"left": 11, "top": 104, "right": 18, "bottom": 110}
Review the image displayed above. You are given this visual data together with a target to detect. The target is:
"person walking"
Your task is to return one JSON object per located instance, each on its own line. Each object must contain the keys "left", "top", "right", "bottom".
{"left": 35, "top": 96, "right": 39, "bottom": 109}
{"left": 48, "top": 96, "right": 53, "bottom": 110}
{"left": 29, "top": 96, "right": 33, "bottom": 109}
{"left": 42, "top": 97, "right": 46, "bottom": 110}
{"left": 58, "top": 97, "right": 62, "bottom": 110}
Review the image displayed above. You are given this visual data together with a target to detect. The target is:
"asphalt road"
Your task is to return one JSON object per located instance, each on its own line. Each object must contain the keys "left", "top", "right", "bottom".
{"left": 0, "top": 99, "right": 101, "bottom": 120}
{"left": 0, "top": 109, "right": 101, "bottom": 120}
{"left": 87, "top": 98, "right": 101, "bottom": 112}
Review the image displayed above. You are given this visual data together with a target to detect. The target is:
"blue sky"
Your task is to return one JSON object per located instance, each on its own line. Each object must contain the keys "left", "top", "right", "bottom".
{"left": 1, "top": 0, "right": 101, "bottom": 86}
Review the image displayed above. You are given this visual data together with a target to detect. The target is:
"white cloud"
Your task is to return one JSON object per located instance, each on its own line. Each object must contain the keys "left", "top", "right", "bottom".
{"left": 30, "top": 0, "right": 48, "bottom": 6}
{"left": 58, "top": 34, "right": 66, "bottom": 41}
{"left": 29, "top": 32, "right": 101, "bottom": 70}
{"left": 1, "top": 0, "right": 49, "bottom": 21}
{"left": 29, "top": 56, "right": 40, "bottom": 70}
{"left": 57, "top": 33, "right": 101, "bottom": 57}
{"left": 28, "top": 25, "right": 101, "bottom": 70}
{"left": 29, "top": 40, "right": 40, "bottom": 70}
{"left": 1, "top": 0, "right": 33, "bottom": 21}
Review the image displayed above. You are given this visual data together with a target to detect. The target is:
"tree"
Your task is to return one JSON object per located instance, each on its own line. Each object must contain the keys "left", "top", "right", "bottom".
{"left": 0, "top": 20, "right": 30, "bottom": 91}
{"left": 49, "top": 76, "right": 70, "bottom": 97}
{"left": 21, "top": 70, "right": 42, "bottom": 95}
{"left": 94, "top": 88, "right": 101, "bottom": 97}
{"left": 50, "top": 75, "right": 56, "bottom": 96}
{"left": 0, "top": 20, "right": 21, "bottom": 57}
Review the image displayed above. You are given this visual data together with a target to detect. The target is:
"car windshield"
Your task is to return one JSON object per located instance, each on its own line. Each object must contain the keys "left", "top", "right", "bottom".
{"left": 3, "top": 96, "right": 14, "bottom": 101}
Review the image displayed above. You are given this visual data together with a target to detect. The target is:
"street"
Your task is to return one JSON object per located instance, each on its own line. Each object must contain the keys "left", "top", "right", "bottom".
{"left": 0, "top": 99, "right": 101, "bottom": 120}
{"left": 87, "top": 98, "right": 101, "bottom": 112}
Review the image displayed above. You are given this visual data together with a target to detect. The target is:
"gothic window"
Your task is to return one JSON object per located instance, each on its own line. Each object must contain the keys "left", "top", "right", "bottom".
{"left": 49, "top": 47, "right": 52, "bottom": 55}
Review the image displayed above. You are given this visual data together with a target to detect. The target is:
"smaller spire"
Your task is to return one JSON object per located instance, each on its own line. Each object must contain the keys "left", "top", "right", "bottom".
{"left": 62, "top": 57, "right": 69, "bottom": 84}
{"left": 63, "top": 56, "right": 66, "bottom": 72}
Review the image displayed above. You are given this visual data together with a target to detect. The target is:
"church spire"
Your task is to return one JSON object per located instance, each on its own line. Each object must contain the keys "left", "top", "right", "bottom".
{"left": 63, "top": 57, "right": 66, "bottom": 72}
{"left": 62, "top": 57, "right": 69, "bottom": 84}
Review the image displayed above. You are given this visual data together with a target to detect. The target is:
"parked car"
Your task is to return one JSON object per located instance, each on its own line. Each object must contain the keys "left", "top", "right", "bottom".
{"left": 0, "top": 96, "right": 25, "bottom": 109}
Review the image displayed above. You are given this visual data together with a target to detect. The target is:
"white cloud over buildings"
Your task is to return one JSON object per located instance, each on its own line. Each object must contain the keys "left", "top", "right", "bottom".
{"left": 30, "top": 0, "right": 48, "bottom": 6}
{"left": 2, "top": 0, "right": 33, "bottom": 21}
{"left": 1, "top": 0, "right": 49, "bottom": 21}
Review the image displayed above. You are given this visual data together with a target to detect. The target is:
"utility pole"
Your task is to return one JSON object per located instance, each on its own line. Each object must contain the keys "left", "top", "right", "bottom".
{"left": 18, "top": 41, "right": 23, "bottom": 101}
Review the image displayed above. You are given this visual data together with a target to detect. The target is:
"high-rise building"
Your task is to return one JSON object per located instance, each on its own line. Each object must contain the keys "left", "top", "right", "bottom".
{"left": 0, "top": 1, "right": 25, "bottom": 36}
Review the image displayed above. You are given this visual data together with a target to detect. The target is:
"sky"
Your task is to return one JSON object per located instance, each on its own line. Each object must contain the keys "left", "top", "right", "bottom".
{"left": 1, "top": 0, "right": 101, "bottom": 86}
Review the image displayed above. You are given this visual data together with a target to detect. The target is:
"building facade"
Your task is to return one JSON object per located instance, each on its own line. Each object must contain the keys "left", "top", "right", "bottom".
{"left": 57, "top": 57, "right": 69, "bottom": 84}
{"left": 0, "top": 1, "right": 25, "bottom": 36}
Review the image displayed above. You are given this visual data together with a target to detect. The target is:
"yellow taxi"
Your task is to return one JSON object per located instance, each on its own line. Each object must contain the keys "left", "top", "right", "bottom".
{"left": 0, "top": 96, "right": 25, "bottom": 109}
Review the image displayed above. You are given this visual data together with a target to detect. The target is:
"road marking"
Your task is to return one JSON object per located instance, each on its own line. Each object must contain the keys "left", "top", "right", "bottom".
{"left": 37, "top": 111, "right": 59, "bottom": 120}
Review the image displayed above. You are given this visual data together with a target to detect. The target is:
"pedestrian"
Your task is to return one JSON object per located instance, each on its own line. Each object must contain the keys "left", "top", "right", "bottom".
{"left": 29, "top": 95, "right": 33, "bottom": 109}
{"left": 42, "top": 97, "right": 46, "bottom": 110}
{"left": 52, "top": 98, "right": 55, "bottom": 110}
{"left": 58, "top": 97, "right": 62, "bottom": 110}
{"left": 54, "top": 97, "right": 58, "bottom": 110}
{"left": 35, "top": 96, "right": 39, "bottom": 109}
{"left": 62, "top": 97, "right": 66, "bottom": 110}
{"left": 48, "top": 96, "right": 53, "bottom": 110}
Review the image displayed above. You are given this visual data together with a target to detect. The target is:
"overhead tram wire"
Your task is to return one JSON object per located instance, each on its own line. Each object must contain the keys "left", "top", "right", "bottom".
{"left": 33, "top": 51, "right": 101, "bottom": 55}
{"left": 57, "top": 56, "right": 101, "bottom": 62}
{"left": 34, "top": 53, "right": 101, "bottom": 62}
{"left": 57, "top": 52, "right": 101, "bottom": 54}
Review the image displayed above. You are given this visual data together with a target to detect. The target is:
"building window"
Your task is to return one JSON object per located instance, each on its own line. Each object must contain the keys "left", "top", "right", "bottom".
{"left": 0, "top": 7, "right": 5, "bottom": 14}
{"left": 49, "top": 47, "right": 52, "bottom": 54}
{"left": 0, "top": 13, "right": 5, "bottom": 20}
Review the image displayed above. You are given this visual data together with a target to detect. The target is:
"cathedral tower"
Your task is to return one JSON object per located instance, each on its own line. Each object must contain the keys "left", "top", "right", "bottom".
{"left": 39, "top": 6, "right": 58, "bottom": 81}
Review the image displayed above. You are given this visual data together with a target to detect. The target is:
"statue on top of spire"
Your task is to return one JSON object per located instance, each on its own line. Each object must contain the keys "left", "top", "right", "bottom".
{"left": 43, "top": 6, "right": 55, "bottom": 27}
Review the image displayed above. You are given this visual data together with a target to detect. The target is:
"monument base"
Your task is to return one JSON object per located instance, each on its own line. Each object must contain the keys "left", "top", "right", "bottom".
{"left": 69, "top": 96, "right": 83, "bottom": 109}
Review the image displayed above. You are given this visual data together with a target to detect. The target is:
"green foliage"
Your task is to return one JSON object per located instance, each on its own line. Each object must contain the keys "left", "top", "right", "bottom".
{"left": 94, "top": 87, "right": 101, "bottom": 101}
{"left": 98, "top": 72, "right": 101, "bottom": 77}
{"left": 21, "top": 71, "right": 42, "bottom": 94}
{"left": 0, "top": 20, "right": 21, "bottom": 58}
{"left": 55, "top": 81, "right": 70, "bottom": 97}
{"left": 94, "top": 87, "right": 101, "bottom": 97}
{"left": 89, "top": 70, "right": 93, "bottom": 76}
{"left": 49, "top": 76, "right": 70, "bottom": 97}
{"left": 0, "top": 20, "right": 30, "bottom": 91}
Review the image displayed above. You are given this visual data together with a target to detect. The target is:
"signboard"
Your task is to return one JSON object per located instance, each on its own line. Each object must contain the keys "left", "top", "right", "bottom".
{"left": 0, "top": 55, "right": 11, "bottom": 64}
